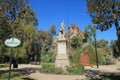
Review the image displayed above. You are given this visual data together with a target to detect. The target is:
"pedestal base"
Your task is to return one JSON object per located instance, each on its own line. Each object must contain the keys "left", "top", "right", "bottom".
{"left": 55, "top": 54, "right": 69, "bottom": 67}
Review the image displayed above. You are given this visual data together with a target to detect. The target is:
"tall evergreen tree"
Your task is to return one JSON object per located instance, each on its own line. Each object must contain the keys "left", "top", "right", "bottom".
{"left": 48, "top": 24, "right": 56, "bottom": 37}
{"left": 0, "top": 0, "right": 38, "bottom": 63}
{"left": 0, "top": 0, "right": 29, "bottom": 40}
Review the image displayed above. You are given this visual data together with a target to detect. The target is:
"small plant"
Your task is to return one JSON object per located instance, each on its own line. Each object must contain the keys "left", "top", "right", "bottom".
{"left": 40, "top": 63, "right": 64, "bottom": 74}
{"left": 0, "top": 71, "right": 21, "bottom": 78}
{"left": 0, "top": 64, "right": 9, "bottom": 68}
{"left": 66, "top": 64, "right": 84, "bottom": 75}
{"left": 0, "top": 64, "right": 4, "bottom": 68}
{"left": 41, "top": 50, "right": 56, "bottom": 63}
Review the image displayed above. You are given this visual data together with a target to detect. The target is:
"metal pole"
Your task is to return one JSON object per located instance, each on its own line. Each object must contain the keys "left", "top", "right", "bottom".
{"left": 8, "top": 47, "right": 13, "bottom": 80}
{"left": 95, "top": 39, "right": 99, "bottom": 68}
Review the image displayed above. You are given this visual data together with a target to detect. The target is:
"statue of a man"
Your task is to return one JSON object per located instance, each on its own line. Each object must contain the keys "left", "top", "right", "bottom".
{"left": 59, "top": 21, "right": 66, "bottom": 39}
{"left": 60, "top": 21, "right": 66, "bottom": 34}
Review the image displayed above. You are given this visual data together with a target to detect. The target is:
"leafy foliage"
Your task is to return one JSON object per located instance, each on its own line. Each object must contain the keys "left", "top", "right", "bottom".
{"left": 37, "top": 30, "right": 52, "bottom": 46}
{"left": 40, "top": 63, "right": 64, "bottom": 74}
{"left": 86, "top": 0, "right": 120, "bottom": 55}
{"left": 41, "top": 50, "right": 56, "bottom": 63}
{"left": 70, "top": 36, "right": 82, "bottom": 49}
{"left": 0, "top": 0, "right": 30, "bottom": 40}
{"left": 110, "top": 40, "right": 120, "bottom": 58}
{"left": 97, "top": 39, "right": 109, "bottom": 48}
{"left": 48, "top": 24, "right": 56, "bottom": 37}
{"left": 66, "top": 64, "right": 84, "bottom": 75}
{"left": 0, "top": 0, "right": 38, "bottom": 63}
{"left": 86, "top": 0, "right": 120, "bottom": 31}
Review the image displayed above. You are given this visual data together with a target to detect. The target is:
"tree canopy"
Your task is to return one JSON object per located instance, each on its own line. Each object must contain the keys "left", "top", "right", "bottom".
{"left": 0, "top": 0, "right": 39, "bottom": 63}
{"left": 86, "top": 0, "right": 120, "bottom": 55}
{"left": 97, "top": 39, "right": 108, "bottom": 48}
{"left": 86, "top": 0, "right": 120, "bottom": 31}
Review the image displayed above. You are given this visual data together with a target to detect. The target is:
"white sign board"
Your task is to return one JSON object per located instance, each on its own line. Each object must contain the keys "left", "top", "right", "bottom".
{"left": 5, "top": 38, "right": 21, "bottom": 48}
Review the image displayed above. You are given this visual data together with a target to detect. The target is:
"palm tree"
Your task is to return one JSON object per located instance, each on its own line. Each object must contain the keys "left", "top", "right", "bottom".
{"left": 84, "top": 25, "right": 99, "bottom": 68}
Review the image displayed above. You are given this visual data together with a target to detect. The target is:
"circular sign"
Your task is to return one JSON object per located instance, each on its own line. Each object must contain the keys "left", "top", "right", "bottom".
{"left": 4, "top": 38, "right": 21, "bottom": 48}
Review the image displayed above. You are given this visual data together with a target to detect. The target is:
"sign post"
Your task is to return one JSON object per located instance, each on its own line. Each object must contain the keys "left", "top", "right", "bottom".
{"left": 5, "top": 37, "right": 21, "bottom": 80}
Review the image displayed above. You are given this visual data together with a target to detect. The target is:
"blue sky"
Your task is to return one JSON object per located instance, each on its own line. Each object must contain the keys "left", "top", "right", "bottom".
{"left": 29, "top": 0, "right": 117, "bottom": 42}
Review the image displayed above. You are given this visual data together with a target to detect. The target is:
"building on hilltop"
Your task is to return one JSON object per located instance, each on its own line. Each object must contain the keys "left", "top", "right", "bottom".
{"left": 68, "top": 24, "right": 84, "bottom": 39}
{"left": 54, "top": 24, "right": 85, "bottom": 46}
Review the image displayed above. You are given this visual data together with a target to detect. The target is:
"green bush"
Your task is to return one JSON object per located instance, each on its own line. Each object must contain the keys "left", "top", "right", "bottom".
{"left": 66, "top": 64, "right": 84, "bottom": 75}
{"left": 86, "top": 45, "right": 102, "bottom": 65}
{"left": 41, "top": 50, "right": 56, "bottom": 63}
{"left": 73, "top": 47, "right": 82, "bottom": 65}
{"left": 0, "top": 64, "right": 4, "bottom": 68}
{"left": 0, "top": 64, "right": 8, "bottom": 68}
{"left": 40, "top": 63, "right": 64, "bottom": 74}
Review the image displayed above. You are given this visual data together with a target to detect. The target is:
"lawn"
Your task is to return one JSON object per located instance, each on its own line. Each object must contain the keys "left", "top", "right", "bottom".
{"left": 0, "top": 70, "right": 33, "bottom": 80}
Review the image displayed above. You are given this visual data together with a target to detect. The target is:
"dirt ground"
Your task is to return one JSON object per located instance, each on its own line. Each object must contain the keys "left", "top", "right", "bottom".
{"left": 0, "top": 62, "right": 120, "bottom": 80}
{"left": 29, "top": 71, "right": 86, "bottom": 80}
{"left": 29, "top": 62, "right": 120, "bottom": 80}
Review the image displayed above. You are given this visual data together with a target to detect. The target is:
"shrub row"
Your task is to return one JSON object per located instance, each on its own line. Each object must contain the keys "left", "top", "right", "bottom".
{"left": 40, "top": 63, "right": 84, "bottom": 75}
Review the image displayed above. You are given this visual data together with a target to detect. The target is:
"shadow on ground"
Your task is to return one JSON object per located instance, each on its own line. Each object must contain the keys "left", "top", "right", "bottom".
{"left": 0, "top": 67, "right": 39, "bottom": 80}
{"left": 85, "top": 69, "right": 120, "bottom": 80}
{"left": 21, "top": 77, "right": 36, "bottom": 80}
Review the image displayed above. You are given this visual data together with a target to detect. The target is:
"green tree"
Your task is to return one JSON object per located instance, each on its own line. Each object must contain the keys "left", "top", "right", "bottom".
{"left": 86, "top": 0, "right": 120, "bottom": 54}
{"left": 48, "top": 24, "right": 56, "bottom": 37}
{"left": 110, "top": 40, "right": 120, "bottom": 58}
{"left": 13, "top": 6, "right": 38, "bottom": 39}
{"left": 38, "top": 30, "right": 52, "bottom": 45}
{"left": 70, "top": 36, "right": 82, "bottom": 49}
{"left": 84, "top": 25, "right": 96, "bottom": 42}
{"left": 0, "top": 0, "right": 28, "bottom": 22}
{"left": 0, "top": 0, "right": 38, "bottom": 63}
{"left": 0, "top": 0, "right": 29, "bottom": 38}
{"left": 37, "top": 30, "right": 52, "bottom": 54}
{"left": 97, "top": 39, "right": 109, "bottom": 48}
{"left": 84, "top": 24, "right": 99, "bottom": 68}
{"left": 84, "top": 25, "right": 91, "bottom": 42}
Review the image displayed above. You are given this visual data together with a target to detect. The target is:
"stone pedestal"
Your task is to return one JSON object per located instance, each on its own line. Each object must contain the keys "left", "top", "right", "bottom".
{"left": 55, "top": 39, "right": 69, "bottom": 67}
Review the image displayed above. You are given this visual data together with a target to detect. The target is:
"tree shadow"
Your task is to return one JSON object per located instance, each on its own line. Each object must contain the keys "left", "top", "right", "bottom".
{"left": 85, "top": 69, "right": 120, "bottom": 80}
{"left": 21, "top": 77, "right": 35, "bottom": 80}
{"left": 92, "top": 74, "right": 120, "bottom": 80}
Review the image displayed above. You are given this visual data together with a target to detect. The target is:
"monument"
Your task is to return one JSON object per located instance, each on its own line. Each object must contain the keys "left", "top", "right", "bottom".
{"left": 55, "top": 21, "right": 69, "bottom": 67}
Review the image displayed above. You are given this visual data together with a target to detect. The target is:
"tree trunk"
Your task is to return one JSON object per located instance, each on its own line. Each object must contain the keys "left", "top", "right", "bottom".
{"left": 95, "top": 38, "right": 99, "bottom": 68}
{"left": 114, "top": 19, "right": 120, "bottom": 55}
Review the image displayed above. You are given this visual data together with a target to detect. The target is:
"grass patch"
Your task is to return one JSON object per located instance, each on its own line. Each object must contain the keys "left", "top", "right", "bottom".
{"left": 0, "top": 76, "right": 24, "bottom": 80}
{"left": 0, "top": 70, "right": 33, "bottom": 80}
{"left": 66, "top": 64, "right": 84, "bottom": 75}
{"left": 0, "top": 64, "right": 9, "bottom": 68}
{"left": 40, "top": 63, "right": 84, "bottom": 75}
